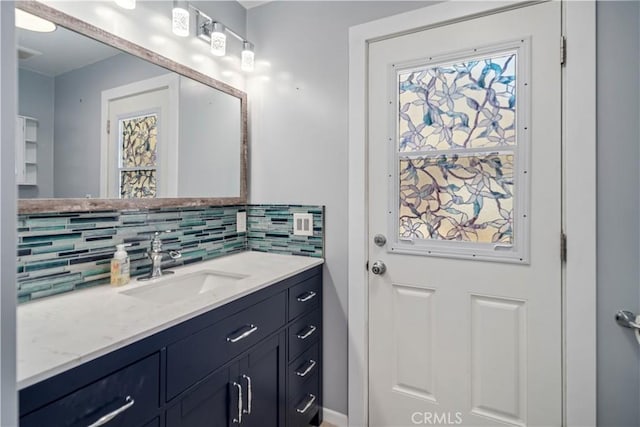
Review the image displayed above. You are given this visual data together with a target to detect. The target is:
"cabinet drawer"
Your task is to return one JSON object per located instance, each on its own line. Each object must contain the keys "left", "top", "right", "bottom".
{"left": 287, "top": 373, "right": 319, "bottom": 427}
{"left": 288, "top": 343, "right": 319, "bottom": 402}
{"left": 288, "top": 275, "right": 321, "bottom": 321}
{"left": 288, "top": 308, "right": 321, "bottom": 361}
{"left": 167, "top": 291, "right": 286, "bottom": 400}
{"left": 21, "top": 353, "right": 160, "bottom": 427}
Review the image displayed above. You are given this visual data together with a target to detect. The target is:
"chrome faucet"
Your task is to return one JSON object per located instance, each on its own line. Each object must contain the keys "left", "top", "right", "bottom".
{"left": 138, "top": 231, "right": 182, "bottom": 281}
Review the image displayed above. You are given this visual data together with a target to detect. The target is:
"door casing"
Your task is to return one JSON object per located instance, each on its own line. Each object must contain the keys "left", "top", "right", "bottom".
{"left": 347, "top": 1, "right": 596, "bottom": 425}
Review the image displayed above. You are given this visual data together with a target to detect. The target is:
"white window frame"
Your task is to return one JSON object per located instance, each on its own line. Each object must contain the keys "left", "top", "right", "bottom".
{"left": 348, "top": 1, "right": 596, "bottom": 426}
{"left": 388, "top": 40, "right": 530, "bottom": 263}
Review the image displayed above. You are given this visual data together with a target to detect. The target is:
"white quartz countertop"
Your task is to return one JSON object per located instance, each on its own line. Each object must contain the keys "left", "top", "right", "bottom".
{"left": 17, "top": 251, "right": 324, "bottom": 390}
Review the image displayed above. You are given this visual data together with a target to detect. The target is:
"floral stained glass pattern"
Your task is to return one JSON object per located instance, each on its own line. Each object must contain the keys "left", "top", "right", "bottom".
{"left": 118, "top": 113, "right": 158, "bottom": 199}
{"left": 120, "top": 170, "right": 157, "bottom": 199}
{"left": 399, "top": 153, "right": 513, "bottom": 244}
{"left": 398, "top": 53, "right": 516, "bottom": 152}
{"left": 120, "top": 115, "right": 157, "bottom": 167}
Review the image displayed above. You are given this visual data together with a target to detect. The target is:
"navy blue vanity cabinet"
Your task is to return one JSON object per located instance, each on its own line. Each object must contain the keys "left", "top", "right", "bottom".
{"left": 165, "top": 365, "right": 231, "bottom": 427}
{"left": 166, "top": 330, "right": 286, "bottom": 427}
{"left": 20, "top": 353, "right": 161, "bottom": 427}
{"left": 287, "top": 273, "right": 323, "bottom": 427}
{"left": 19, "top": 264, "right": 323, "bottom": 427}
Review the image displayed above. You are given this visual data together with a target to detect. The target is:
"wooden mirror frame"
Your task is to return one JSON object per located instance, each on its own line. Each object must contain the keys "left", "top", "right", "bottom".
{"left": 17, "top": 0, "right": 248, "bottom": 214}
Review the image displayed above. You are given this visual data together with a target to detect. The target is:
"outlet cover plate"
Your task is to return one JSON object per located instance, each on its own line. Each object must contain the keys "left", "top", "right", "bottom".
{"left": 236, "top": 211, "right": 246, "bottom": 233}
{"left": 293, "top": 213, "right": 313, "bottom": 236}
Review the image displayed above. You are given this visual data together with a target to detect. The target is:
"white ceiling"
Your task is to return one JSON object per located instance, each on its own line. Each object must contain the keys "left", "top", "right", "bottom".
{"left": 237, "top": 1, "right": 272, "bottom": 9}
{"left": 17, "top": 25, "right": 121, "bottom": 77}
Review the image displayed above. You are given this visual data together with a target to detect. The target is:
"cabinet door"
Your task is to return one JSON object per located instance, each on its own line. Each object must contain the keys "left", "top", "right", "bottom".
{"left": 237, "top": 332, "right": 286, "bottom": 427}
{"left": 166, "top": 367, "right": 231, "bottom": 427}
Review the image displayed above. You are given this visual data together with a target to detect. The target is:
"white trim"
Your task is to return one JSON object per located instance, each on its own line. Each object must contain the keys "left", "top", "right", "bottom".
{"left": 347, "top": 1, "right": 597, "bottom": 426}
{"left": 562, "top": 1, "right": 597, "bottom": 425}
{"left": 99, "top": 73, "right": 180, "bottom": 198}
{"left": 323, "top": 408, "right": 348, "bottom": 427}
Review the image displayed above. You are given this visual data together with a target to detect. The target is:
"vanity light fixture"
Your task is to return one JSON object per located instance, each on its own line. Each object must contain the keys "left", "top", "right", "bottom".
{"left": 114, "top": 0, "right": 136, "bottom": 10}
{"left": 172, "top": 0, "right": 190, "bottom": 37}
{"left": 15, "top": 9, "right": 56, "bottom": 33}
{"left": 191, "top": 7, "right": 257, "bottom": 71}
{"left": 209, "top": 22, "right": 227, "bottom": 57}
{"left": 241, "top": 41, "right": 255, "bottom": 72}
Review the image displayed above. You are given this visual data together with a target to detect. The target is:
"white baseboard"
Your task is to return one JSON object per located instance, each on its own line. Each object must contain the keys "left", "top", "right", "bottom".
{"left": 323, "top": 408, "right": 348, "bottom": 427}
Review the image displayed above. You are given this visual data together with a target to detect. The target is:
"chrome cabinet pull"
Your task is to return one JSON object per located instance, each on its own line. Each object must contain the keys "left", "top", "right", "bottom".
{"left": 295, "top": 359, "right": 317, "bottom": 377}
{"left": 86, "top": 396, "right": 135, "bottom": 427}
{"left": 296, "top": 394, "right": 317, "bottom": 414}
{"left": 296, "top": 325, "right": 317, "bottom": 340}
{"left": 232, "top": 381, "right": 243, "bottom": 424}
{"left": 227, "top": 324, "right": 258, "bottom": 343}
{"left": 297, "top": 291, "right": 316, "bottom": 303}
{"left": 242, "top": 374, "right": 252, "bottom": 415}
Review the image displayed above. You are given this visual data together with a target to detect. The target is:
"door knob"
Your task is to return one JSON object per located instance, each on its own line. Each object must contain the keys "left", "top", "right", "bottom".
{"left": 371, "top": 261, "right": 386, "bottom": 275}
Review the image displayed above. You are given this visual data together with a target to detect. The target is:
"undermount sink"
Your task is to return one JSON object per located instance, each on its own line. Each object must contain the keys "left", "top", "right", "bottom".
{"left": 120, "top": 270, "right": 249, "bottom": 304}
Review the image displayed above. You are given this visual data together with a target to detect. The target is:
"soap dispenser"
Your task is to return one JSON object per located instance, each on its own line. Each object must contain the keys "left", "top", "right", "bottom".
{"left": 111, "top": 244, "right": 130, "bottom": 286}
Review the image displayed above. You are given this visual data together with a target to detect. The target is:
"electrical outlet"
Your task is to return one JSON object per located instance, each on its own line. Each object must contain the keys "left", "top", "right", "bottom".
{"left": 293, "top": 213, "right": 313, "bottom": 236}
{"left": 236, "top": 211, "right": 246, "bottom": 233}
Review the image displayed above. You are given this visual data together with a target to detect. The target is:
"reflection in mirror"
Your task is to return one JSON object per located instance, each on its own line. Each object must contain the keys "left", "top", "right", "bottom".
{"left": 16, "top": 15, "right": 243, "bottom": 201}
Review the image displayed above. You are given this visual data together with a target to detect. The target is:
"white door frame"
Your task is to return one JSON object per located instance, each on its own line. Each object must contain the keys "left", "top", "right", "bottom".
{"left": 100, "top": 73, "right": 180, "bottom": 198}
{"left": 347, "top": 1, "right": 596, "bottom": 426}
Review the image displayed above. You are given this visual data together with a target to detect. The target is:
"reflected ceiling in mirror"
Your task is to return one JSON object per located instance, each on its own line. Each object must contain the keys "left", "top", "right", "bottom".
{"left": 16, "top": 2, "right": 247, "bottom": 213}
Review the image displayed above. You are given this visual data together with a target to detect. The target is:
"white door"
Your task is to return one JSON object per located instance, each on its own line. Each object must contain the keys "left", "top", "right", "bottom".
{"left": 368, "top": 2, "right": 562, "bottom": 426}
{"left": 102, "top": 74, "right": 179, "bottom": 198}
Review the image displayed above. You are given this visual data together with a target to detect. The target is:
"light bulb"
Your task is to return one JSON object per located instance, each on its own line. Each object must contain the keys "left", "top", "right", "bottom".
{"left": 15, "top": 9, "right": 56, "bottom": 33}
{"left": 241, "top": 41, "right": 255, "bottom": 72}
{"left": 210, "top": 22, "right": 226, "bottom": 57}
{"left": 115, "top": 0, "right": 136, "bottom": 10}
{"left": 172, "top": 0, "right": 189, "bottom": 37}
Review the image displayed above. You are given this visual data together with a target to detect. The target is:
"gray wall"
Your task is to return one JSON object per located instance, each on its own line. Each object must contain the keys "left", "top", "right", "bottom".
{"left": 54, "top": 53, "right": 166, "bottom": 198}
{"left": 0, "top": 1, "right": 18, "bottom": 424}
{"left": 18, "top": 69, "right": 54, "bottom": 199}
{"left": 597, "top": 2, "right": 640, "bottom": 426}
{"left": 247, "top": 1, "right": 434, "bottom": 415}
{"left": 178, "top": 77, "right": 241, "bottom": 197}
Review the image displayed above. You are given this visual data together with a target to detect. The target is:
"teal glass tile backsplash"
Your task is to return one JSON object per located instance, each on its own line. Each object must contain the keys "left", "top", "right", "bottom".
{"left": 247, "top": 205, "right": 324, "bottom": 257}
{"left": 16, "top": 204, "right": 324, "bottom": 303}
{"left": 17, "top": 206, "right": 247, "bottom": 303}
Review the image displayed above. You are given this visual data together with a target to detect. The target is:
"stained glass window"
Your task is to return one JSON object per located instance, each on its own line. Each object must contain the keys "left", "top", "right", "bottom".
{"left": 120, "top": 170, "right": 157, "bottom": 199}
{"left": 399, "top": 153, "right": 513, "bottom": 244}
{"left": 398, "top": 54, "right": 516, "bottom": 151}
{"left": 395, "top": 51, "right": 521, "bottom": 249}
{"left": 118, "top": 114, "right": 158, "bottom": 198}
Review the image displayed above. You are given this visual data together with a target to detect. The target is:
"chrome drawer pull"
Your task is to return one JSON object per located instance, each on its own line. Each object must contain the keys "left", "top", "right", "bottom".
{"left": 296, "top": 394, "right": 317, "bottom": 414}
{"left": 295, "top": 359, "right": 317, "bottom": 377}
{"left": 232, "top": 381, "right": 243, "bottom": 424}
{"left": 296, "top": 325, "right": 317, "bottom": 340}
{"left": 227, "top": 324, "right": 258, "bottom": 343}
{"left": 86, "top": 396, "right": 134, "bottom": 427}
{"left": 297, "top": 291, "right": 317, "bottom": 303}
{"left": 242, "top": 374, "right": 252, "bottom": 414}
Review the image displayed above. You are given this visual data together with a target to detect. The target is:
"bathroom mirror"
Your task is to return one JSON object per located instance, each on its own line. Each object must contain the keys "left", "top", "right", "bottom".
{"left": 16, "top": 2, "right": 247, "bottom": 213}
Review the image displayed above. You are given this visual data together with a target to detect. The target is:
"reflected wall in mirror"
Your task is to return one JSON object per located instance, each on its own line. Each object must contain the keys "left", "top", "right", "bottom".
{"left": 16, "top": 3, "right": 247, "bottom": 211}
